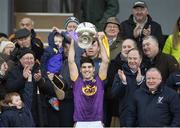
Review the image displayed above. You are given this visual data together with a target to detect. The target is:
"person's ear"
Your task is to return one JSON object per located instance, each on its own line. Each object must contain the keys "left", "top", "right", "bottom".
{"left": 158, "top": 77, "right": 162, "bottom": 83}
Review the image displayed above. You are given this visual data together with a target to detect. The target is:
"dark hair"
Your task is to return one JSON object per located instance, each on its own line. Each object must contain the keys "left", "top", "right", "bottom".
{"left": 17, "top": 47, "right": 35, "bottom": 60}
{"left": 128, "top": 47, "right": 143, "bottom": 59}
{"left": 54, "top": 32, "right": 64, "bottom": 39}
{"left": 80, "top": 57, "right": 94, "bottom": 67}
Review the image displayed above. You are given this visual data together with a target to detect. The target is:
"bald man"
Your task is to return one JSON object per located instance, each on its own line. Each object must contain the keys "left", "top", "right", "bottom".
{"left": 142, "top": 35, "right": 178, "bottom": 81}
{"left": 127, "top": 68, "right": 180, "bottom": 127}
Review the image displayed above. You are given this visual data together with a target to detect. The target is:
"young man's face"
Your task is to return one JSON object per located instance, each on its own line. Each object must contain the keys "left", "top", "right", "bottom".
{"left": 11, "top": 95, "right": 23, "bottom": 109}
{"left": 54, "top": 36, "right": 63, "bottom": 49}
{"left": 80, "top": 63, "right": 95, "bottom": 80}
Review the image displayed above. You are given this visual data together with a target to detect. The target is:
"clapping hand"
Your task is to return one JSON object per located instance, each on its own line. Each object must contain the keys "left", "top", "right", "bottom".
{"left": 118, "top": 69, "right": 127, "bottom": 84}
{"left": 97, "top": 32, "right": 106, "bottom": 41}
{"left": 133, "top": 24, "right": 142, "bottom": 38}
{"left": 0, "top": 62, "right": 8, "bottom": 76}
{"left": 136, "top": 68, "right": 143, "bottom": 83}
{"left": 23, "top": 66, "right": 32, "bottom": 79}
{"left": 143, "top": 25, "right": 151, "bottom": 37}
{"left": 33, "top": 69, "right": 42, "bottom": 82}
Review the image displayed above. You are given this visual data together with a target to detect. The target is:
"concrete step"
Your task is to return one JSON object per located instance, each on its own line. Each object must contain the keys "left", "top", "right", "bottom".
{"left": 15, "top": 12, "right": 73, "bottom": 44}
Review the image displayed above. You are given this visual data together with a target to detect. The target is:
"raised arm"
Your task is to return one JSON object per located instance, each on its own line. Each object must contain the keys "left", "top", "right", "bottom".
{"left": 68, "top": 39, "right": 79, "bottom": 81}
{"left": 22, "top": 69, "right": 33, "bottom": 108}
{"left": 98, "top": 32, "right": 109, "bottom": 80}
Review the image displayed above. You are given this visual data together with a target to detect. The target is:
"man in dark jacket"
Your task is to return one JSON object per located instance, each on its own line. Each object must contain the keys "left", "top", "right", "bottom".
{"left": 120, "top": 1, "right": 163, "bottom": 50}
{"left": 111, "top": 48, "right": 146, "bottom": 127}
{"left": 9, "top": 17, "right": 44, "bottom": 61}
{"left": 5, "top": 48, "right": 57, "bottom": 126}
{"left": 104, "top": 38, "right": 137, "bottom": 127}
{"left": 19, "top": 17, "right": 44, "bottom": 60}
{"left": 127, "top": 67, "right": 180, "bottom": 127}
{"left": 142, "top": 35, "right": 178, "bottom": 82}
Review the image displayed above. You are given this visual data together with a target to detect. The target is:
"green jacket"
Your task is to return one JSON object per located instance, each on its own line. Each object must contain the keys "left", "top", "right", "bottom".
{"left": 109, "top": 36, "right": 123, "bottom": 60}
{"left": 80, "top": 0, "right": 119, "bottom": 31}
{"left": 163, "top": 32, "right": 180, "bottom": 62}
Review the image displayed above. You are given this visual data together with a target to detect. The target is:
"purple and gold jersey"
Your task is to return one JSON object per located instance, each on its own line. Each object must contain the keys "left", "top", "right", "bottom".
{"left": 73, "top": 75, "right": 104, "bottom": 122}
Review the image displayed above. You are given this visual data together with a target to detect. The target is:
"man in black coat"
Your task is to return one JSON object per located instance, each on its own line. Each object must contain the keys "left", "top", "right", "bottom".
{"left": 9, "top": 17, "right": 44, "bottom": 61}
{"left": 127, "top": 68, "right": 180, "bottom": 127}
{"left": 5, "top": 48, "right": 58, "bottom": 126}
{"left": 142, "top": 35, "right": 178, "bottom": 82}
{"left": 120, "top": 1, "right": 163, "bottom": 50}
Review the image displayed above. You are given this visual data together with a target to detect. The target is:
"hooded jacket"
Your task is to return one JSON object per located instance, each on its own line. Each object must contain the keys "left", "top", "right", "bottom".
{"left": 0, "top": 82, "right": 34, "bottom": 127}
{"left": 41, "top": 31, "right": 64, "bottom": 73}
{"left": 0, "top": 106, "right": 35, "bottom": 127}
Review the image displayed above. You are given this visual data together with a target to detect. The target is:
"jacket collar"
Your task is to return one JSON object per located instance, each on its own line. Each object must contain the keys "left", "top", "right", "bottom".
{"left": 128, "top": 14, "right": 153, "bottom": 26}
{"left": 142, "top": 82, "right": 164, "bottom": 94}
{"left": 31, "top": 29, "right": 36, "bottom": 39}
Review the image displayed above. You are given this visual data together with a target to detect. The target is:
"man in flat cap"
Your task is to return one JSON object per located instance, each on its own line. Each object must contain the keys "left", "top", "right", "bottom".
{"left": 120, "top": 1, "right": 163, "bottom": 51}
{"left": 10, "top": 28, "right": 43, "bottom": 62}
{"left": 103, "top": 17, "right": 123, "bottom": 60}
{"left": 9, "top": 17, "right": 44, "bottom": 61}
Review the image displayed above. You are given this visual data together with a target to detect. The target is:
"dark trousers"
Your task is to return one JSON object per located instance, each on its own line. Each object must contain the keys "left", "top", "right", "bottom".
{"left": 59, "top": 99, "right": 74, "bottom": 127}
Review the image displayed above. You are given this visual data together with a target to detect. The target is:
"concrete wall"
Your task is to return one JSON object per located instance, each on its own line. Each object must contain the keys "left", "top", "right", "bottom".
{"left": 0, "top": 0, "right": 179, "bottom": 35}
{"left": 117, "top": 0, "right": 180, "bottom": 35}
{"left": 0, "top": 0, "right": 12, "bottom": 35}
